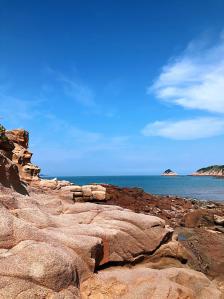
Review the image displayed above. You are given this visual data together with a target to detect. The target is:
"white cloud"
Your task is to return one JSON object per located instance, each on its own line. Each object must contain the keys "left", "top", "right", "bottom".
{"left": 142, "top": 117, "right": 224, "bottom": 140}
{"left": 149, "top": 33, "right": 224, "bottom": 113}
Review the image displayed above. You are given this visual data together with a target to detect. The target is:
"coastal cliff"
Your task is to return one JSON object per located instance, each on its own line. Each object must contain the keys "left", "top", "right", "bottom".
{"left": 0, "top": 127, "right": 223, "bottom": 298}
{"left": 193, "top": 165, "right": 224, "bottom": 176}
{"left": 0, "top": 128, "right": 40, "bottom": 183}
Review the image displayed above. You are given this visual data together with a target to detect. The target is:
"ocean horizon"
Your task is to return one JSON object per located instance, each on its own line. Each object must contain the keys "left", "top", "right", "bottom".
{"left": 47, "top": 175, "right": 224, "bottom": 202}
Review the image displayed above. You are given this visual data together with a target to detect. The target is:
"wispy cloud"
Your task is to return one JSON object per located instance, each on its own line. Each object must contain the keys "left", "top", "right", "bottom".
{"left": 149, "top": 32, "right": 224, "bottom": 113}
{"left": 142, "top": 117, "right": 224, "bottom": 140}
{"left": 36, "top": 113, "right": 129, "bottom": 152}
{"left": 45, "top": 67, "right": 96, "bottom": 107}
{"left": 0, "top": 94, "right": 42, "bottom": 125}
{"left": 60, "top": 76, "right": 96, "bottom": 107}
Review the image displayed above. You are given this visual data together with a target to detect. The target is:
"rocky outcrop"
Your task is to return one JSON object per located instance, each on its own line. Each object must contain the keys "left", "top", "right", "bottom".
{"left": 103, "top": 184, "right": 224, "bottom": 285}
{"left": 61, "top": 184, "right": 106, "bottom": 202}
{"left": 162, "top": 169, "right": 177, "bottom": 176}
{"left": 5, "top": 129, "right": 40, "bottom": 182}
{"left": 33, "top": 178, "right": 107, "bottom": 202}
{"left": 0, "top": 153, "right": 28, "bottom": 195}
{"left": 192, "top": 165, "right": 224, "bottom": 176}
{"left": 0, "top": 180, "right": 222, "bottom": 297}
{"left": 0, "top": 189, "right": 184, "bottom": 298}
{"left": 0, "top": 137, "right": 15, "bottom": 159}
{"left": 103, "top": 184, "right": 194, "bottom": 227}
{"left": 214, "top": 215, "right": 224, "bottom": 226}
{"left": 0, "top": 185, "right": 222, "bottom": 298}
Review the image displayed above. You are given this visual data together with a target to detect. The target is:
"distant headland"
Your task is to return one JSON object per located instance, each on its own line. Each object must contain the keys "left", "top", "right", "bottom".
{"left": 161, "top": 165, "right": 224, "bottom": 177}
{"left": 192, "top": 165, "right": 224, "bottom": 177}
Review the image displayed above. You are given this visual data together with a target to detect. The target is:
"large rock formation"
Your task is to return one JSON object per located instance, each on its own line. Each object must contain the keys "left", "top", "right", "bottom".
{"left": 5, "top": 129, "right": 41, "bottom": 182}
{"left": 192, "top": 165, "right": 224, "bottom": 176}
{"left": 0, "top": 128, "right": 28, "bottom": 195}
{"left": 0, "top": 153, "right": 28, "bottom": 195}
{"left": 0, "top": 187, "right": 222, "bottom": 298}
{"left": 0, "top": 127, "right": 223, "bottom": 298}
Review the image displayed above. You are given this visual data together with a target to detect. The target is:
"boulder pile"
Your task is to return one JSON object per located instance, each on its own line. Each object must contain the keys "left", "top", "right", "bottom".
{"left": 34, "top": 178, "right": 107, "bottom": 202}
{"left": 61, "top": 184, "right": 106, "bottom": 202}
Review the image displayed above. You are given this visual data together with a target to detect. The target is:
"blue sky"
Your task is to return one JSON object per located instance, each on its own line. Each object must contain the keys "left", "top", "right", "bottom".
{"left": 1, "top": 0, "right": 224, "bottom": 175}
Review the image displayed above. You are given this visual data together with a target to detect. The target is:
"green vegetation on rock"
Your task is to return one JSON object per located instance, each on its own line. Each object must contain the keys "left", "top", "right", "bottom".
{"left": 0, "top": 124, "right": 7, "bottom": 141}
{"left": 164, "top": 169, "right": 173, "bottom": 174}
{"left": 0, "top": 124, "right": 5, "bottom": 132}
{"left": 197, "top": 165, "right": 224, "bottom": 172}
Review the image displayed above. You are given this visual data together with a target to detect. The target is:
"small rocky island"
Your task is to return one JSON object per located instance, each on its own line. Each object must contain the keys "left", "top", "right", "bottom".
{"left": 0, "top": 126, "right": 224, "bottom": 298}
{"left": 162, "top": 168, "right": 178, "bottom": 176}
{"left": 192, "top": 165, "right": 224, "bottom": 176}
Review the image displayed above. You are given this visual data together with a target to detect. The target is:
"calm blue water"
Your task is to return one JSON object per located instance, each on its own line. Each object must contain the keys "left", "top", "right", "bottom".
{"left": 50, "top": 175, "right": 224, "bottom": 201}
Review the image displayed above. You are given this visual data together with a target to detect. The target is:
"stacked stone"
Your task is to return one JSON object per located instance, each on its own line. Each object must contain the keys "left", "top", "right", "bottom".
{"left": 61, "top": 184, "right": 106, "bottom": 202}
{"left": 5, "top": 129, "right": 41, "bottom": 182}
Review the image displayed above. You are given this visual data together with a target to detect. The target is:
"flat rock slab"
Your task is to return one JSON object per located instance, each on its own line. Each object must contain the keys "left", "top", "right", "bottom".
{"left": 80, "top": 267, "right": 222, "bottom": 299}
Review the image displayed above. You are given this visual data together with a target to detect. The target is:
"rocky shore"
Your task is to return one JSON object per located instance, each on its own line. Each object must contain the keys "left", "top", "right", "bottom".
{"left": 0, "top": 128, "right": 224, "bottom": 298}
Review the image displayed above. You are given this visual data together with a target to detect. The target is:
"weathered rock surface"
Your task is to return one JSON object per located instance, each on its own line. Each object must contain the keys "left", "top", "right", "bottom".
{"left": 103, "top": 184, "right": 224, "bottom": 288}
{"left": 0, "top": 181, "right": 222, "bottom": 297}
{"left": 35, "top": 179, "right": 107, "bottom": 202}
{"left": 214, "top": 215, "right": 224, "bottom": 226}
{"left": 0, "top": 187, "right": 185, "bottom": 298}
{"left": 81, "top": 267, "right": 222, "bottom": 299}
{"left": 5, "top": 129, "right": 40, "bottom": 182}
{"left": 0, "top": 138, "right": 15, "bottom": 159}
{"left": 0, "top": 153, "right": 28, "bottom": 195}
{"left": 176, "top": 227, "right": 224, "bottom": 279}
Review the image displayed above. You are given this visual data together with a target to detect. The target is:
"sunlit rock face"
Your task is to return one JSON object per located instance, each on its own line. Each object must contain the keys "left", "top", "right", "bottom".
{"left": 5, "top": 129, "right": 40, "bottom": 182}
{"left": 0, "top": 190, "right": 181, "bottom": 298}
{"left": 0, "top": 129, "right": 28, "bottom": 194}
{"left": 80, "top": 267, "right": 222, "bottom": 299}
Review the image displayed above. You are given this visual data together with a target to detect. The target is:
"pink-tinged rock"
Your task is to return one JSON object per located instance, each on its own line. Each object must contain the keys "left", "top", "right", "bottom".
{"left": 0, "top": 153, "right": 28, "bottom": 195}
{"left": 80, "top": 267, "right": 222, "bottom": 299}
{"left": 92, "top": 190, "right": 106, "bottom": 201}
{"left": 61, "top": 185, "right": 82, "bottom": 192}
{"left": 5, "top": 129, "right": 29, "bottom": 148}
{"left": 39, "top": 179, "right": 58, "bottom": 189}
{"left": 82, "top": 186, "right": 93, "bottom": 196}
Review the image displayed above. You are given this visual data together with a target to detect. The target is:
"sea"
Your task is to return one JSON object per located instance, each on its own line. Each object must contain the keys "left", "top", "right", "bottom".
{"left": 51, "top": 175, "right": 224, "bottom": 202}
